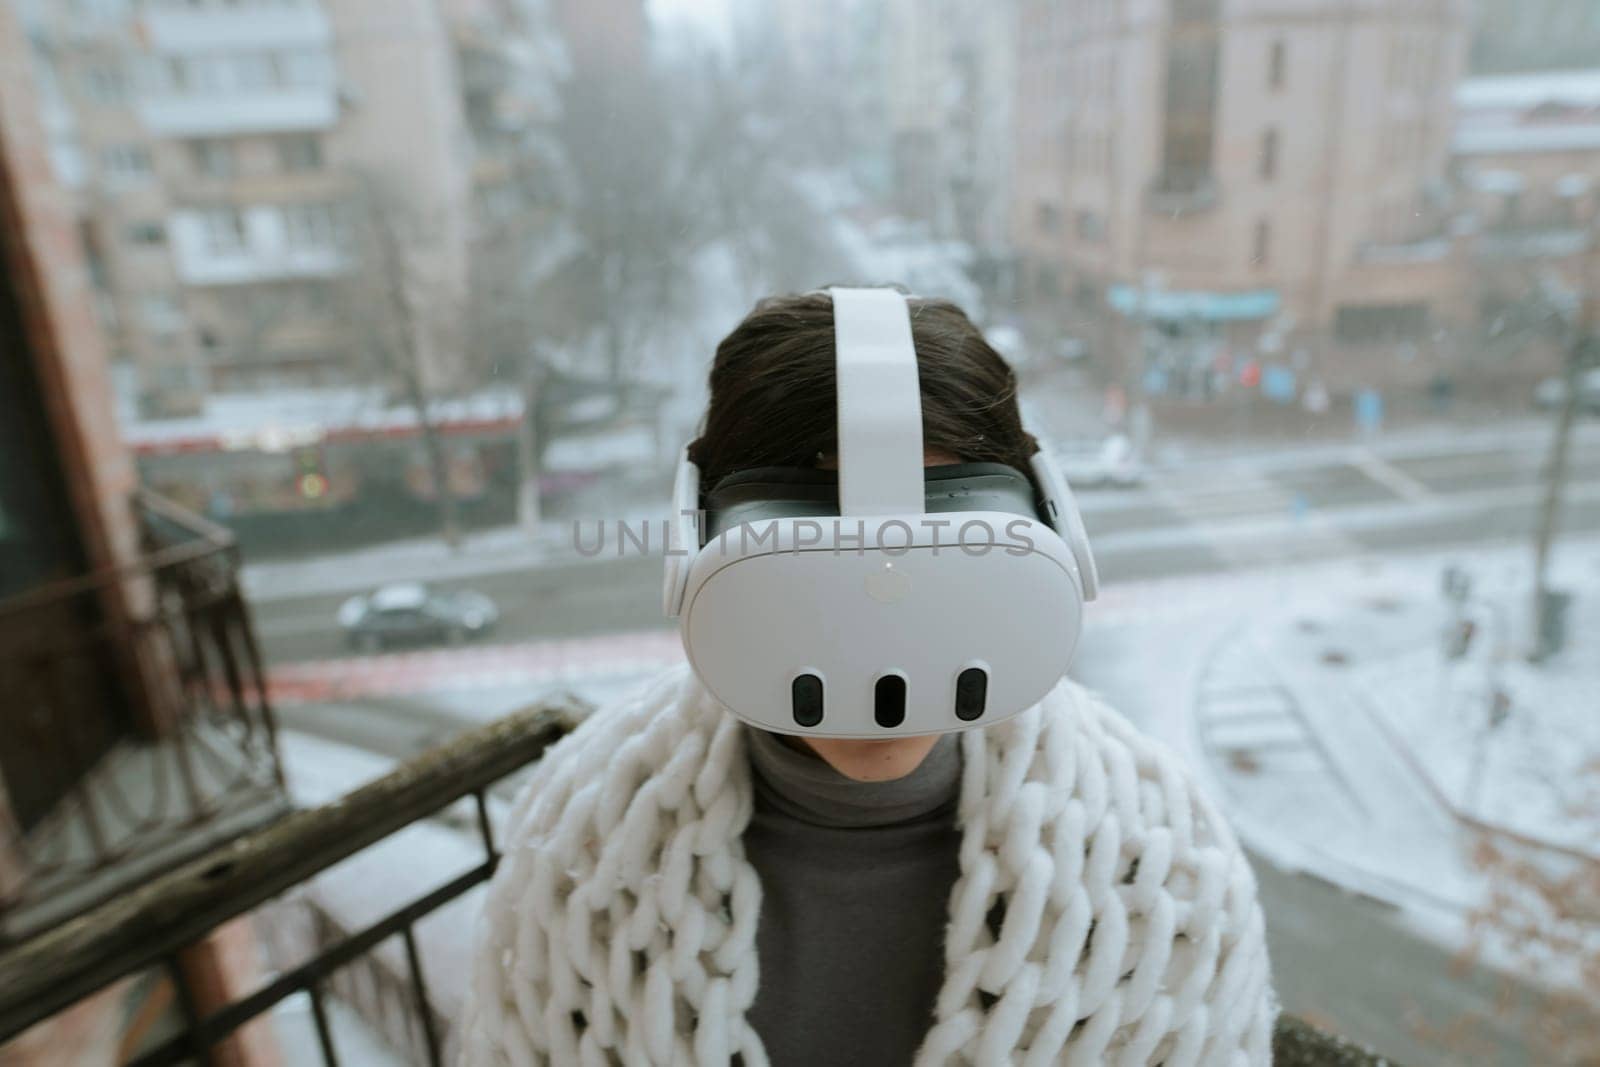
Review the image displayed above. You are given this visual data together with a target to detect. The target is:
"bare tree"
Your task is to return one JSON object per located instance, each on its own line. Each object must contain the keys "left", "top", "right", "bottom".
{"left": 461, "top": 209, "right": 570, "bottom": 532}
{"left": 539, "top": 63, "right": 710, "bottom": 388}
{"left": 339, "top": 174, "right": 464, "bottom": 548}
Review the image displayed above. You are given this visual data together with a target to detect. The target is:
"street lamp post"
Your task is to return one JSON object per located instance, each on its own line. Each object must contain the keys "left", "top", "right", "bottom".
{"left": 1529, "top": 211, "right": 1600, "bottom": 661}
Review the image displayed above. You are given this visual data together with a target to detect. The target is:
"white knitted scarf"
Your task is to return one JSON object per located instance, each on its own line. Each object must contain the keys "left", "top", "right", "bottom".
{"left": 460, "top": 665, "right": 1275, "bottom": 1066}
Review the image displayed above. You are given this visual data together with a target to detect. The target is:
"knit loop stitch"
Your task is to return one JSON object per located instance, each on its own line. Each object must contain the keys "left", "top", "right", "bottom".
{"left": 460, "top": 665, "right": 1275, "bottom": 1065}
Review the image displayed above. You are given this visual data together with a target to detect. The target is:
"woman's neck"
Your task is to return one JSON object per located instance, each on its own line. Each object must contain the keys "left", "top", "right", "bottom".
{"left": 744, "top": 725, "right": 962, "bottom": 829}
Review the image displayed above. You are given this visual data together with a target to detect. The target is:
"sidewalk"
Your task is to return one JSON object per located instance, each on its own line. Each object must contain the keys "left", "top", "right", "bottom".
{"left": 1194, "top": 537, "right": 1600, "bottom": 915}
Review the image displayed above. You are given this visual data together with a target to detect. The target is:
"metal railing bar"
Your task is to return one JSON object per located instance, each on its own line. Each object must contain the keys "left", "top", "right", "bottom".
{"left": 306, "top": 981, "right": 341, "bottom": 1067}
{"left": 401, "top": 925, "right": 443, "bottom": 1067}
{"left": 472, "top": 789, "right": 495, "bottom": 857}
{"left": 0, "top": 700, "right": 581, "bottom": 1042}
{"left": 0, "top": 537, "right": 225, "bottom": 622}
{"left": 128, "top": 861, "right": 495, "bottom": 1067}
{"left": 134, "top": 488, "right": 239, "bottom": 549}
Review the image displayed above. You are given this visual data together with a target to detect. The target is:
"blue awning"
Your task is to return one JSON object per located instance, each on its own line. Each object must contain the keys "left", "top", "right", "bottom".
{"left": 1107, "top": 284, "right": 1281, "bottom": 321}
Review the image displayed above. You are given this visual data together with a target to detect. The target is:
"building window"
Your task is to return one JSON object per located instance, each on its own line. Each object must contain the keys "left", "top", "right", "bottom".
{"left": 1253, "top": 219, "right": 1271, "bottom": 266}
{"left": 1033, "top": 265, "right": 1061, "bottom": 302}
{"left": 233, "top": 53, "right": 285, "bottom": 91}
{"left": 1334, "top": 302, "right": 1429, "bottom": 344}
{"left": 84, "top": 63, "right": 130, "bottom": 104}
{"left": 188, "top": 139, "right": 236, "bottom": 179}
{"left": 166, "top": 56, "right": 226, "bottom": 95}
{"left": 140, "top": 293, "right": 185, "bottom": 334}
{"left": 100, "top": 143, "right": 153, "bottom": 184}
{"left": 1259, "top": 127, "right": 1279, "bottom": 181}
{"left": 278, "top": 134, "right": 324, "bottom": 172}
{"left": 1268, "top": 39, "right": 1286, "bottom": 91}
{"left": 1156, "top": 6, "right": 1220, "bottom": 194}
{"left": 281, "top": 50, "right": 333, "bottom": 89}
{"left": 283, "top": 202, "right": 345, "bottom": 250}
{"left": 125, "top": 221, "right": 166, "bottom": 245}
{"left": 300, "top": 282, "right": 334, "bottom": 315}
{"left": 1075, "top": 209, "right": 1106, "bottom": 242}
{"left": 1035, "top": 202, "right": 1061, "bottom": 234}
{"left": 199, "top": 207, "right": 247, "bottom": 254}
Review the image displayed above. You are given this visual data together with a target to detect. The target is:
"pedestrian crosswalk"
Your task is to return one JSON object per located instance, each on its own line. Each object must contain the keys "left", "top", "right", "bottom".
{"left": 1194, "top": 630, "right": 1370, "bottom": 825}
{"left": 1142, "top": 462, "right": 1361, "bottom": 567}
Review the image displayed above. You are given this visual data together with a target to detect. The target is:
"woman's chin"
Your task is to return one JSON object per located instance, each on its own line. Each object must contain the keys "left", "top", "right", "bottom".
{"left": 801, "top": 735, "right": 942, "bottom": 782}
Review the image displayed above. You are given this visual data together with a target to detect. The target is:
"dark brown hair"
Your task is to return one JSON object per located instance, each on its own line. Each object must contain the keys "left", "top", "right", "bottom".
{"left": 687, "top": 290, "right": 1037, "bottom": 488}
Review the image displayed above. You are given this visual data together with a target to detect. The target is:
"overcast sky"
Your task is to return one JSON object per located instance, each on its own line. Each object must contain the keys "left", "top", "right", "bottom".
{"left": 647, "top": 0, "right": 734, "bottom": 47}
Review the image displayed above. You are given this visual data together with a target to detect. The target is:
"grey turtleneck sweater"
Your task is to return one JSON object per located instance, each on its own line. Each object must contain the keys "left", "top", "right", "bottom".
{"left": 742, "top": 728, "right": 964, "bottom": 1067}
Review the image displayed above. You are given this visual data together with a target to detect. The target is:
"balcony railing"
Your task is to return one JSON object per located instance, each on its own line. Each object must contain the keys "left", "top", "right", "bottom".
{"left": 0, "top": 699, "right": 1396, "bottom": 1065}
{"left": 0, "top": 490, "right": 288, "bottom": 946}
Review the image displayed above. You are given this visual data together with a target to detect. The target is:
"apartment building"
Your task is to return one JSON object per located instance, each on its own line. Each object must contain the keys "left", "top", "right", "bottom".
{"left": 1452, "top": 69, "right": 1600, "bottom": 351}
{"left": 1454, "top": 70, "right": 1600, "bottom": 241}
{"left": 1014, "top": 0, "right": 1472, "bottom": 396}
{"left": 884, "top": 0, "right": 1018, "bottom": 290}
{"left": 21, "top": 0, "right": 474, "bottom": 417}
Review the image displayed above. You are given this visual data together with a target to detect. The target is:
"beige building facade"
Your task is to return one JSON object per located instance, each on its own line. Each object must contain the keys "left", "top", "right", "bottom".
{"left": 1015, "top": 0, "right": 1477, "bottom": 397}
{"left": 21, "top": 0, "right": 475, "bottom": 416}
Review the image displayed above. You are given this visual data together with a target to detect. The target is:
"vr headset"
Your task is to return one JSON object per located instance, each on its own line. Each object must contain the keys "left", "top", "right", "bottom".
{"left": 664, "top": 287, "right": 1099, "bottom": 738}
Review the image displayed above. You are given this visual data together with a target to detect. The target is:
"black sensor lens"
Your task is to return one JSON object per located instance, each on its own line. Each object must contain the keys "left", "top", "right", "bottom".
{"left": 792, "top": 673, "right": 824, "bottom": 727}
{"left": 874, "top": 674, "right": 906, "bottom": 728}
{"left": 955, "top": 667, "right": 988, "bottom": 721}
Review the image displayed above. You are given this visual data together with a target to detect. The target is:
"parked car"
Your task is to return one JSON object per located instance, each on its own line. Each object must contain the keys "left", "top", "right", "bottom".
{"left": 338, "top": 582, "right": 499, "bottom": 650}
{"left": 1058, "top": 433, "right": 1146, "bottom": 489}
{"left": 1533, "top": 369, "right": 1600, "bottom": 414}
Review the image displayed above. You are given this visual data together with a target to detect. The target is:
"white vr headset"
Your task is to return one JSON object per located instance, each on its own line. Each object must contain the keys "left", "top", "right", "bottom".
{"left": 664, "top": 287, "right": 1099, "bottom": 738}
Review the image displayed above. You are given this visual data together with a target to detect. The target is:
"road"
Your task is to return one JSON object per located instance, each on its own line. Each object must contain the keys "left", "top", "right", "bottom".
{"left": 253, "top": 431, "right": 1600, "bottom": 666}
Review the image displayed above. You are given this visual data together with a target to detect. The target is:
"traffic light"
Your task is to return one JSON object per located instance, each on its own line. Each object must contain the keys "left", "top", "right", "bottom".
{"left": 293, "top": 445, "right": 329, "bottom": 500}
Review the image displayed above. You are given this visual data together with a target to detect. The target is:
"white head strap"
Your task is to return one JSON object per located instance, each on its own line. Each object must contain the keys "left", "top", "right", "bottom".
{"left": 830, "top": 287, "right": 924, "bottom": 516}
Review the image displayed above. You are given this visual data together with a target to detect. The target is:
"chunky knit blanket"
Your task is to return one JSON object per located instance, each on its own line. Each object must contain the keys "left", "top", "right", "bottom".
{"left": 459, "top": 665, "right": 1275, "bottom": 1066}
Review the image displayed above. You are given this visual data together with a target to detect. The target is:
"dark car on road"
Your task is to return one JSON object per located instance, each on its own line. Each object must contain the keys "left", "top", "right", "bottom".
{"left": 338, "top": 582, "right": 500, "bottom": 651}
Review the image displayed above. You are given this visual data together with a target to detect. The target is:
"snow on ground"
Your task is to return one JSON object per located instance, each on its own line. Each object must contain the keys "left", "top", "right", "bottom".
{"left": 1342, "top": 547, "right": 1600, "bottom": 855}
{"left": 278, "top": 730, "right": 399, "bottom": 806}
{"left": 1196, "top": 536, "right": 1600, "bottom": 918}
{"left": 272, "top": 730, "right": 506, "bottom": 1029}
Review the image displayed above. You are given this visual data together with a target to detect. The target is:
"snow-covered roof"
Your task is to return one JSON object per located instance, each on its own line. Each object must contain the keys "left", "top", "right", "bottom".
{"left": 1454, "top": 122, "right": 1600, "bottom": 155}
{"left": 122, "top": 386, "right": 525, "bottom": 453}
{"left": 1453, "top": 69, "right": 1600, "bottom": 157}
{"left": 1456, "top": 69, "right": 1600, "bottom": 111}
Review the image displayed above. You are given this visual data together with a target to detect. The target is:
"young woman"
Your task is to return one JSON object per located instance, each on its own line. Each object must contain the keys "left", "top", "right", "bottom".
{"left": 460, "top": 291, "right": 1276, "bottom": 1066}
